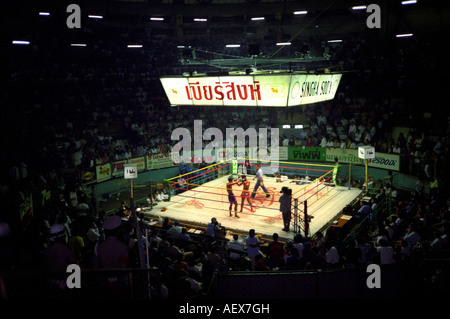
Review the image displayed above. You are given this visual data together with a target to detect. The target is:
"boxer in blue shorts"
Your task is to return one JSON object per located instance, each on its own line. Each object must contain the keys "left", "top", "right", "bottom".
{"left": 226, "top": 176, "right": 239, "bottom": 218}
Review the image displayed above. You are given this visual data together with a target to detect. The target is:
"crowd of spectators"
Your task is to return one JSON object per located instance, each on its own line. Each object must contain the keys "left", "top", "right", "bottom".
{"left": 2, "top": 30, "right": 447, "bottom": 187}
{"left": 224, "top": 175, "right": 450, "bottom": 291}
{"left": 3, "top": 169, "right": 447, "bottom": 298}
{"left": 1, "top": 8, "right": 449, "bottom": 299}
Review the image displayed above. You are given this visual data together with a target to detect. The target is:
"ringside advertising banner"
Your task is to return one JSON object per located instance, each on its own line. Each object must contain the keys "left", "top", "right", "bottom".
{"left": 326, "top": 148, "right": 400, "bottom": 171}
{"left": 289, "top": 147, "right": 326, "bottom": 161}
{"left": 160, "top": 73, "right": 342, "bottom": 107}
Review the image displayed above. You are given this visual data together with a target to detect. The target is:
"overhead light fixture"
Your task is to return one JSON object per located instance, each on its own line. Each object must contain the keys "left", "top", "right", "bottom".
{"left": 351, "top": 5, "right": 367, "bottom": 10}
{"left": 12, "top": 40, "right": 30, "bottom": 45}
{"left": 295, "top": 125, "right": 304, "bottom": 129}
{"left": 276, "top": 42, "right": 291, "bottom": 46}
{"left": 226, "top": 44, "right": 241, "bottom": 48}
{"left": 251, "top": 17, "right": 265, "bottom": 21}
{"left": 127, "top": 44, "right": 143, "bottom": 48}
{"left": 294, "top": 11, "right": 308, "bottom": 15}
{"left": 88, "top": 15, "right": 103, "bottom": 19}
{"left": 396, "top": 33, "right": 413, "bottom": 38}
{"left": 194, "top": 18, "right": 207, "bottom": 22}
{"left": 150, "top": 17, "right": 164, "bottom": 21}
{"left": 39, "top": 12, "right": 51, "bottom": 16}
{"left": 177, "top": 45, "right": 185, "bottom": 49}
{"left": 401, "top": 0, "right": 417, "bottom": 4}
{"left": 71, "top": 43, "right": 87, "bottom": 47}
{"left": 282, "top": 125, "right": 291, "bottom": 129}
{"left": 327, "top": 39, "right": 343, "bottom": 43}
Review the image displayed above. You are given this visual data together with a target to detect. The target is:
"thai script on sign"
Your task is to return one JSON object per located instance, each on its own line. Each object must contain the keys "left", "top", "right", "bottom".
{"left": 185, "top": 81, "right": 262, "bottom": 101}
{"left": 161, "top": 73, "right": 342, "bottom": 107}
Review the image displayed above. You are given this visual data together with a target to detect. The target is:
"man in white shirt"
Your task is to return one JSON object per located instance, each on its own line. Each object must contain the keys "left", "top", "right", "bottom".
{"left": 325, "top": 244, "right": 340, "bottom": 266}
{"left": 317, "top": 114, "right": 326, "bottom": 127}
{"left": 403, "top": 224, "right": 419, "bottom": 255}
{"left": 228, "top": 234, "right": 246, "bottom": 260}
{"left": 72, "top": 149, "right": 83, "bottom": 167}
{"left": 348, "top": 120, "right": 357, "bottom": 136}
{"left": 156, "top": 190, "right": 167, "bottom": 202}
{"left": 251, "top": 164, "right": 270, "bottom": 199}
{"left": 246, "top": 229, "right": 265, "bottom": 270}
{"left": 377, "top": 239, "right": 394, "bottom": 264}
{"left": 320, "top": 135, "right": 327, "bottom": 148}
{"left": 168, "top": 221, "right": 182, "bottom": 238}
{"left": 205, "top": 217, "right": 221, "bottom": 238}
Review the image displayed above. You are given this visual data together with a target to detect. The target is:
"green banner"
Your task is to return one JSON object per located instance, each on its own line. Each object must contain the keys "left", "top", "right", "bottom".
{"left": 288, "top": 147, "right": 326, "bottom": 161}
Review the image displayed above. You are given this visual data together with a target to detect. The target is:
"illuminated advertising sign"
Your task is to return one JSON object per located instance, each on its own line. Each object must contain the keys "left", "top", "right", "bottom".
{"left": 160, "top": 73, "right": 342, "bottom": 107}
{"left": 288, "top": 73, "right": 342, "bottom": 106}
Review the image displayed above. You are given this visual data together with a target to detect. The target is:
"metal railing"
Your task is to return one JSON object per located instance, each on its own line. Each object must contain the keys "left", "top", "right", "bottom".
{"left": 3, "top": 251, "right": 449, "bottom": 299}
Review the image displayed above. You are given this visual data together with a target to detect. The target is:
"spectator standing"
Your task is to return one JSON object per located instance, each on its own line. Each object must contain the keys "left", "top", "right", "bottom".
{"left": 267, "top": 233, "right": 284, "bottom": 270}
{"left": 92, "top": 215, "right": 129, "bottom": 269}
{"left": 41, "top": 224, "right": 77, "bottom": 272}
{"left": 41, "top": 224, "right": 78, "bottom": 293}
{"left": 279, "top": 187, "right": 292, "bottom": 231}
{"left": 87, "top": 221, "right": 101, "bottom": 244}
{"left": 246, "top": 229, "right": 265, "bottom": 270}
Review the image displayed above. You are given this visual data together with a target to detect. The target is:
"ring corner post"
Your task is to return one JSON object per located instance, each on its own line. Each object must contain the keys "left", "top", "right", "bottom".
{"left": 304, "top": 200, "right": 309, "bottom": 237}
{"left": 164, "top": 179, "right": 171, "bottom": 201}
{"left": 333, "top": 164, "right": 340, "bottom": 186}
{"left": 293, "top": 198, "right": 299, "bottom": 234}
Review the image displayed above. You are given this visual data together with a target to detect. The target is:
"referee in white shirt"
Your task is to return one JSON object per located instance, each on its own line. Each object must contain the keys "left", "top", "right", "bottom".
{"left": 251, "top": 164, "right": 270, "bottom": 199}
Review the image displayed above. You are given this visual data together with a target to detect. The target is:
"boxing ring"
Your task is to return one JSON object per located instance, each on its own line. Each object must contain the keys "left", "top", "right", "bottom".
{"left": 143, "top": 159, "right": 362, "bottom": 240}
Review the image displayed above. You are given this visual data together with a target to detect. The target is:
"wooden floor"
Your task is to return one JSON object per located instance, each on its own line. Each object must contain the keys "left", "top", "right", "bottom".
{"left": 141, "top": 175, "right": 362, "bottom": 240}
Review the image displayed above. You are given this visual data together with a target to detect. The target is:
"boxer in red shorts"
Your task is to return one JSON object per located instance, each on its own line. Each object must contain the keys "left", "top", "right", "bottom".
{"left": 237, "top": 175, "right": 254, "bottom": 213}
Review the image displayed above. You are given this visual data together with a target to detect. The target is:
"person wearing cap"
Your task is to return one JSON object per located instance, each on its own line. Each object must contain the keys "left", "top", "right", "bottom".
{"left": 92, "top": 215, "right": 129, "bottom": 269}
{"left": 280, "top": 187, "right": 292, "bottom": 232}
{"left": 41, "top": 224, "right": 77, "bottom": 273}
